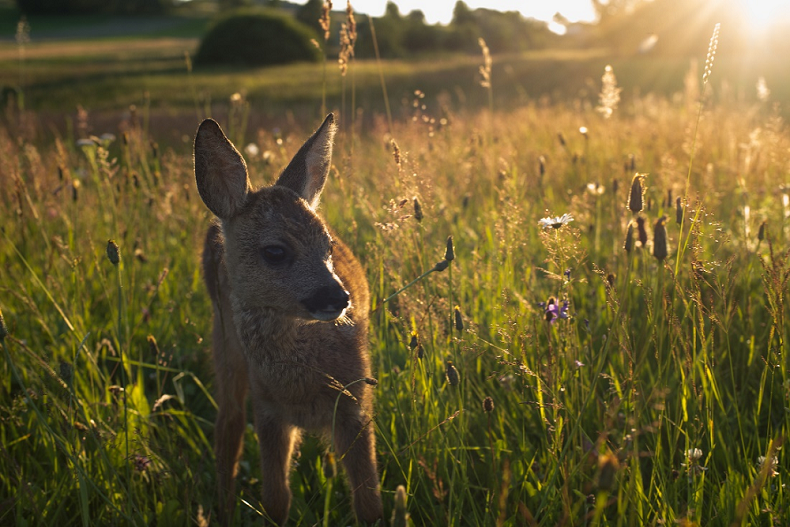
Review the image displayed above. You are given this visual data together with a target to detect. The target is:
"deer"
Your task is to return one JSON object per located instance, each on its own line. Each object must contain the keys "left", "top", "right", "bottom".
{"left": 194, "top": 114, "right": 383, "bottom": 525}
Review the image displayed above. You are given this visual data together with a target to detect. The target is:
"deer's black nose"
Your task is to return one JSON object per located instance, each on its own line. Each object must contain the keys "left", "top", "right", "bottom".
{"left": 301, "top": 285, "right": 350, "bottom": 317}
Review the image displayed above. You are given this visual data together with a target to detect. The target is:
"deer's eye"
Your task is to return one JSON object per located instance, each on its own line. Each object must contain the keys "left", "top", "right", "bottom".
{"left": 261, "top": 245, "right": 289, "bottom": 266}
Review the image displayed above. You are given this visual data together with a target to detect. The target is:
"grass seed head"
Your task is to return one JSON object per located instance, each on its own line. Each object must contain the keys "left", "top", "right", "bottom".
{"left": 653, "top": 215, "right": 668, "bottom": 261}
{"left": 478, "top": 38, "right": 491, "bottom": 89}
{"left": 413, "top": 197, "right": 423, "bottom": 222}
{"left": 323, "top": 452, "right": 337, "bottom": 479}
{"left": 702, "top": 23, "right": 720, "bottom": 85}
{"left": 758, "top": 219, "right": 767, "bottom": 242}
{"left": 483, "top": 396, "right": 494, "bottom": 413}
{"left": 445, "top": 360, "right": 460, "bottom": 386}
{"left": 636, "top": 216, "right": 648, "bottom": 247}
{"left": 0, "top": 308, "right": 6, "bottom": 342}
{"left": 320, "top": 0, "right": 333, "bottom": 41}
{"left": 59, "top": 360, "right": 73, "bottom": 383}
{"left": 444, "top": 235, "right": 455, "bottom": 261}
{"left": 596, "top": 452, "right": 620, "bottom": 491}
{"left": 628, "top": 173, "right": 647, "bottom": 213}
{"left": 597, "top": 64, "right": 621, "bottom": 119}
{"left": 106, "top": 240, "right": 120, "bottom": 265}
{"left": 624, "top": 222, "right": 634, "bottom": 253}
{"left": 676, "top": 197, "right": 683, "bottom": 224}
{"left": 147, "top": 335, "right": 160, "bottom": 356}
{"left": 391, "top": 484, "right": 410, "bottom": 527}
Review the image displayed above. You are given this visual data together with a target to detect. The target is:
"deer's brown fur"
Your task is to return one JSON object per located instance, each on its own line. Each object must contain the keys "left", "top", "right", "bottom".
{"left": 195, "top": 115, "right": 382, "bottom": 525}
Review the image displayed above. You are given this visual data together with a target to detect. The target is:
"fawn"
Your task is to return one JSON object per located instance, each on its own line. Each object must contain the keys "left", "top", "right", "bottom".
{"left": 194, "top": 114, "right": 383, "bottom": 525}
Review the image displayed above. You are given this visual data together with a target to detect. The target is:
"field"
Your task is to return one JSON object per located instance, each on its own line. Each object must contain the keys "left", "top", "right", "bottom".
{"left": 1, "top": 11, "right": 790, "bottom": 527}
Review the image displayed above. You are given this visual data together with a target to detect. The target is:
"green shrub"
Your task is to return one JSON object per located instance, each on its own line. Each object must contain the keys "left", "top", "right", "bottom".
{"left": 195, "top": 8, "right": 321, "bottom": 68}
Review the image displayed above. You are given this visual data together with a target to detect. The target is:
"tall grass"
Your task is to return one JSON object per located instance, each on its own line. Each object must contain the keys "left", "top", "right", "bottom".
{"left": 1, "top": 54, "right": 789, "bottom": 526}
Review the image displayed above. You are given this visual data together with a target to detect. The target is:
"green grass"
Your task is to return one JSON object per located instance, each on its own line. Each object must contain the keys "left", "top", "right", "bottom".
{"left": 1, "top": 30, "right": 790, "bottom": 526}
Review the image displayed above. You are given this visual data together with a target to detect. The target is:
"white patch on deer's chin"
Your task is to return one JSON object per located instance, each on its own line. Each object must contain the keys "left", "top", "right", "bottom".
{"left": 310, "top": 307, "right": 347, "bottom": 321}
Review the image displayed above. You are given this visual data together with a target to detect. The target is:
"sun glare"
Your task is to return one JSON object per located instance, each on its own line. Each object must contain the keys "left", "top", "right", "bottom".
{"left": 735, "top": 0, "right": 790, "bottom": 33}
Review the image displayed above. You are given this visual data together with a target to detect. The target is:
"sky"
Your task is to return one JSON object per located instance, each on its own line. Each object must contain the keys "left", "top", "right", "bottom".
{"left": 306, "top": 0, "right": 599, "bottom": 26}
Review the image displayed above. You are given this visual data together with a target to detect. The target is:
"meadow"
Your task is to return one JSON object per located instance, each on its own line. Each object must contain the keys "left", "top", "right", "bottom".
{"left": 1, "top": 15, "right": 790, "bottom": 527}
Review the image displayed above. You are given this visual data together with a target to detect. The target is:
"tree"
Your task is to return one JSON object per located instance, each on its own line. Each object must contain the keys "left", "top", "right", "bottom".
{"left": 296, "top": 0, "right": 324, "bottom": 35}
{"left": 16, "top": 0, "right": 170, "bottom": 13}
{"left": 451, "top": 1, "right": 475, "bottom": 26}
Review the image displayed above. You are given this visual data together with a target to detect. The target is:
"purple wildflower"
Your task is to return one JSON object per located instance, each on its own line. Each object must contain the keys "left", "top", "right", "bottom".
{"left": 538, "top": 297, "right": 570, "bottom": 324}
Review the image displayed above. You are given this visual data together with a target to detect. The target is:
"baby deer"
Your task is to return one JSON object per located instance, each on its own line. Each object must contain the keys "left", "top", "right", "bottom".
{"left": 194, "top": 114, "right": 383, "bottom": 525}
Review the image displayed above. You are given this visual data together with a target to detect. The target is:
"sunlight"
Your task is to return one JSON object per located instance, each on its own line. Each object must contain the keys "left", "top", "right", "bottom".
{"left": 734, "top": 0, "right": 790, "bottom": 33}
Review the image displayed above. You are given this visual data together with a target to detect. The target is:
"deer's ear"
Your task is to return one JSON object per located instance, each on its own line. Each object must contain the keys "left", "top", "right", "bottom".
{"left": 275, "top": 114, "right": 336, "bottom": 210}
{"left": 194, "top": 119, "right": 251, "bottom": 220}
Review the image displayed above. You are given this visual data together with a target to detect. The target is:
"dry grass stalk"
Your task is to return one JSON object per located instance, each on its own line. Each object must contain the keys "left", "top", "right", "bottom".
{"left": 597, "top": 65, "right": 621, "bottom": 119}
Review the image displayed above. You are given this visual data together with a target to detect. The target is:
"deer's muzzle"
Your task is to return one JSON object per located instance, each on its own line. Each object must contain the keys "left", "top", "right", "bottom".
{"left": 301, "top": 285, "right": 350, "bottom": 321}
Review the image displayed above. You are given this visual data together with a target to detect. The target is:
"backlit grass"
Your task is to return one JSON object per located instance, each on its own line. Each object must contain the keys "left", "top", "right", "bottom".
{"left": 1, "top": 58, "right": 789, "bottom": 526}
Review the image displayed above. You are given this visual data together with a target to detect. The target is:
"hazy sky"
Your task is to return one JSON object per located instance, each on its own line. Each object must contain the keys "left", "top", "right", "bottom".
{"left": 307, "top": 0, "right": 599, "bottom": 26}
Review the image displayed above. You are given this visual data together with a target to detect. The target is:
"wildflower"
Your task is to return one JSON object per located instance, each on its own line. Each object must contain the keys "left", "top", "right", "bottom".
{"left": 586, "top": 182, "right": 604, "bottom": 195}
{"left": 758, "top": 455, "right": 779, "bottom": 477}
{"left": 682, "top": 447, "right": 707, "bottom": 476}
{"left": 539, "top": 297, "right": 569, "bottom": 324}
{"left": 653, "top": 216, "right": 669, "bottom": 262}
{"left": 579, "top": 126, "right": 588, "bottom": 138}
{"left": 574, "top": 360, "right": 585, "bottom": 368}
{"left": 564, "top": 268, "right": 571, "bottom": 280}
{"left": 538, "top": 213, "right": 574, "bottom": 230}
{"left": 628, "top": 173, "right": 647, "bottom": 213}
{"left": 244, "top": 143, "right": 260, "bottom": 158}
{"left": 106, "top": 240, "right": 120, "bottom": 265}
{"left": 597, "top": 64, "right": 621, "bottom": 119}
{"left": 445, "top": 360, "right": 460, "bottom": 386}
{"left": 133, "top": 454, "right": 152, "bottom": 472}
{"left": 483, "top": 396, "right": 494, "bottom": 413}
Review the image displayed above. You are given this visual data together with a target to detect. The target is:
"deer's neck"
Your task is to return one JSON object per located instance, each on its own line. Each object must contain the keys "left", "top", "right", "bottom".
{"left": 231, "top": 301, "right": 304, "bottom": 365}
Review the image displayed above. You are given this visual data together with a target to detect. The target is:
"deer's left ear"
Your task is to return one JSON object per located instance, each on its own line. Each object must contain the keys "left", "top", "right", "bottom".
{"left": 275, "top": 114, "right": 336, "bottom": 210}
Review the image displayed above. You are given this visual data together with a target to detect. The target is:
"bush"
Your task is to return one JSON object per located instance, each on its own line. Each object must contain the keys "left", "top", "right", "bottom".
{"left": 195, "top": 8, "right": 321, "bottom": 68}
{"left": 16, "top": 0, "right": 169, "bottom": 14}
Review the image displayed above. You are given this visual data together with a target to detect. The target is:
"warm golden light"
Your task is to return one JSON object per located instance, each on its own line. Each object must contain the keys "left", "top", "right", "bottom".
{"left": 735, "top": 0, "right": 790, "bottom": 32}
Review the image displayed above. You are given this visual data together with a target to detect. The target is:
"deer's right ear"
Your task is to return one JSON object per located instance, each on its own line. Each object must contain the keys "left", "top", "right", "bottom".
{"left": 194, "top": 119, "right": 251, "bottom": 220}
